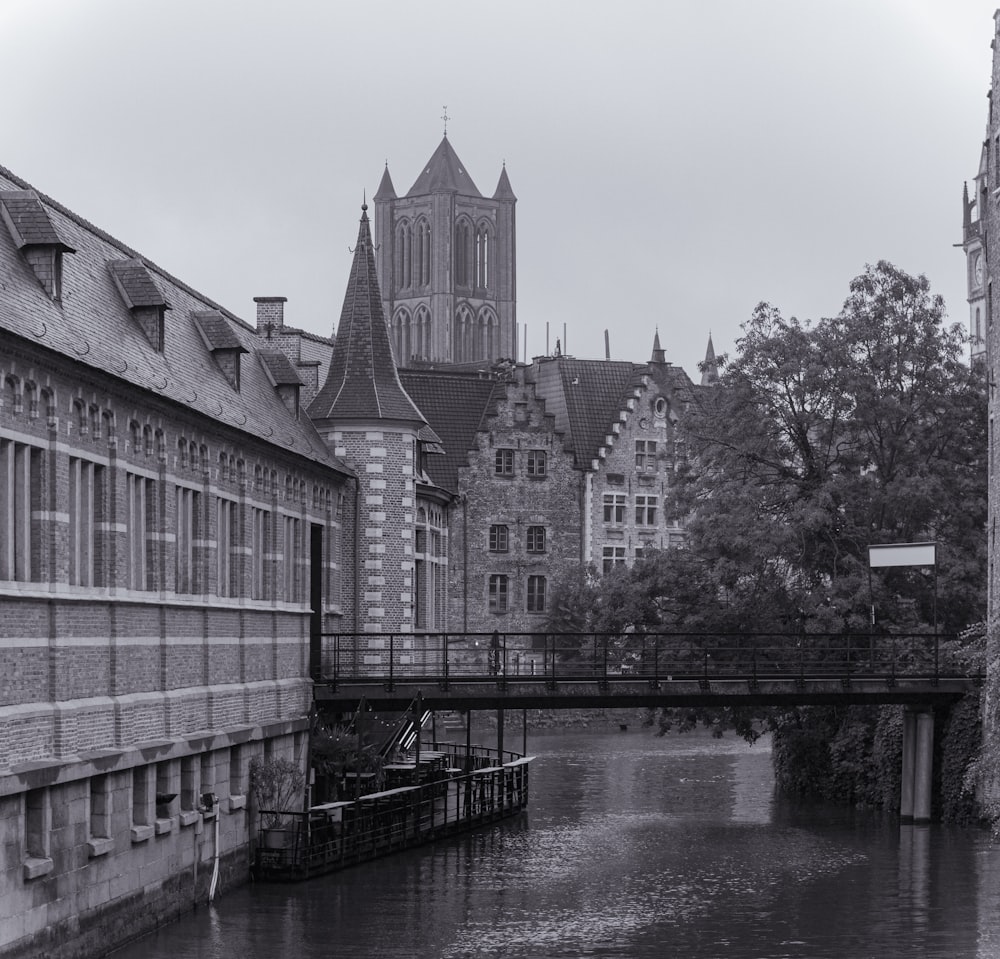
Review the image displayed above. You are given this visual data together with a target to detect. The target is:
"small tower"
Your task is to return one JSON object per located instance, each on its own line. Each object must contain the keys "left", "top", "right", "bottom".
{"left": 309, "top": 205, "right": 429, "bottom": 634}
{"left": 961, "top": 151, "right": 988, "bottom": 367}
{"left": 650, "top": 329, "right": 666, "bottom": 365}
{"left": 373, "top": 137, "right": 517, "bottom": 367}
{"left": 700, "top": 334, "right": 720, "bottom": 386}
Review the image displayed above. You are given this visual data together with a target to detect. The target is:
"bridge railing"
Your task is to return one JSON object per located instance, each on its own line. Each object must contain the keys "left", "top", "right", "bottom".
{"left": 318, "top": 631, "right": 972, "bottom": 689}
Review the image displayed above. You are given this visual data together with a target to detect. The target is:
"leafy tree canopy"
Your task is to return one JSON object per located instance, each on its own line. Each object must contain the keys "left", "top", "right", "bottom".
{"left": 552, "top": 262, "right": 986, "bottom": 638}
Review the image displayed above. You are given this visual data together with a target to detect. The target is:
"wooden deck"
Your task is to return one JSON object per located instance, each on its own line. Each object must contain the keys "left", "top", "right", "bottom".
{"left": 253, "top": 749, "right": 532, "bottom": 882}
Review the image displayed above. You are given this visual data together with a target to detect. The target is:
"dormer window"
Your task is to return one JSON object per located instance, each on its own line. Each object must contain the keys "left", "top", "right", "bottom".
{"left": 0, "top": 190, "right": 75, "bottom": 301}
{"left": 257, "top": 349, "right": 303, "bottom": 418}
{"left": 108, "top": 259, "right": 169, "bottom": 351}
{"left": 192, "top": 311, "right": 248, "bottom": 391}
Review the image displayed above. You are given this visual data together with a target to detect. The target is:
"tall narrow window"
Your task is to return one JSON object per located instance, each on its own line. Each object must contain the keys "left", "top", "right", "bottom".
{"left": 69, "top": 456, "right": 104, "bottom": 586}
{"left": 488, "top": 574, "right": 509, "bottom": 613}
{"left": 489, "top": 524, "right": 509, "bottom": 552}
{"left": 0, "top": 438, "right": 40, "bottom": 581}
{"left": 175, "top": 486, "right": 201, "bottom": 594}
{"left": 217, "top": 497, "right": 237, "bottom": 597}
{"left": 126, "top": 473, "right": 154, "bottom": 590}
{"left": 283, "top": 514, "right": 301, "bottom": 602}
{"left": 635, "top": 440, "right": 657, "bottom": 471}
{"left": 251, "top": 506, "right": 271, "bottom": 600}
{"left": 526, "top": 575, "right": 546, "bottom": 613}
{"left": 526, "top": 526, "right": 546, "bottom": 553}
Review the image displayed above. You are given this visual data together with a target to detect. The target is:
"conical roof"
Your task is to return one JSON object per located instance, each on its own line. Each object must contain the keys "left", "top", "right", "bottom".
{"left": 701, "top": 334, "right": 720, "bottom": 386}
{"left": 308, "top": 206, "right": 427, "bottom": 425}
{"left": 374, "top": 164, "right": 397, "bottom": 201}
{"left": 407, "top": 137, "right": 482, "bottom": 197}
{"left": 492, "top": 164, "right": 516, "bottom": 200}
{"left": 651, "top": 330, "right": 665, "bottom": 364}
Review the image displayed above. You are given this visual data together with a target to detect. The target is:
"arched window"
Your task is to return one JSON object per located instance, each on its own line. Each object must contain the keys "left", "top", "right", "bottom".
{"left": 178, "top": 438, "right": 189, "bottom": 469}
{"left": 416, "top": 218, "right": 431, "bottom": 287}
{"left": 74, "top": 399, "right": 88, "bottom": 435}
{"left": 102, "top": 411, "right": 115, "bottom": 444}
{"left": 24, "top": 381, "right": 37, "bottom": 419}
{"left": 477, "top": 307, "right": 497, "bottom": 361}
{"left": 394, "top": 219, "right": 411, "bottom": 291}
{"left": 393, "top": 307, "right": 412, "bottom": 365}
{"left": 41, "top": 387, "right": 55, "bottom": 428}
{"left": 453, "top": 304, "right": 475, "bottom": 364}
{"left": 219, "top": 450, "right": 229, "bottom": 481}
{"left": 455, "top": 218, "right": 473, "bottom": 288}
{"left": 143, "top": 425, "right": 154, "bottom": 456}
{"left": 976, "top": 307, "right": 983, "bottom": 342}
{"left": 4, "top": 375, "right": 21, "bottom": 415}
{"left": 475, "top": 221, "right": 493, "bottom": 290}
{"left": 414, "top": 304, "right": 431, "bottom": 361}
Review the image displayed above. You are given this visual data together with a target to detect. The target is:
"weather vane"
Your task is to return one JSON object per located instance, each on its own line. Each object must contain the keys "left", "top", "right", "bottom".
{"left": 441, "top": 105, "right": 450, "bottom": 136}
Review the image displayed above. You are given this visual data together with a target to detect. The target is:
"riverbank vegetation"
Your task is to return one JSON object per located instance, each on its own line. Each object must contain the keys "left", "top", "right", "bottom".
{"left": 548, "top": 262, "right": 988, "bottom": 823}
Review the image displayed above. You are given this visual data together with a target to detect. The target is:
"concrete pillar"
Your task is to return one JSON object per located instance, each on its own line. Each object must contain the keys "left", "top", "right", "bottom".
{"left": 913, "top": 710, "right": 934, "bottom": 824}
{"left": 900, "top": 709, "right": 917, "bottom": 822}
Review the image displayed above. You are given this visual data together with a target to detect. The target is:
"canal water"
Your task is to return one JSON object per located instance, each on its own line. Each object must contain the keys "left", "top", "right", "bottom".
{"left": 109, "top": 725, "right": 1000, "bottom": 959}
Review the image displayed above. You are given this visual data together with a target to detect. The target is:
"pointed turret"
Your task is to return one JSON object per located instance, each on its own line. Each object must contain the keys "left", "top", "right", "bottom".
{"left": 650, "top": 330, "right": 665, "bottom": 365}
{"left": 700, "top": 334, "right": 719, "bottom": 386}
{"left": 493, "top": 163, "right": 517, "bottom": 201}
{"left": 308, "top": 205, "right": 426, "bottom": 425}
{"left": 374, "top": 164, "right": 397, "bottom": 201}
{"left": 406, "top": 137, "right": 482, "bottom": 197}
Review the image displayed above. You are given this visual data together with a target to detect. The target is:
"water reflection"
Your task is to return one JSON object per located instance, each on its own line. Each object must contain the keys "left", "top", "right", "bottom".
{"left": 110, "top": 726, "right": 999, "bottom": 959}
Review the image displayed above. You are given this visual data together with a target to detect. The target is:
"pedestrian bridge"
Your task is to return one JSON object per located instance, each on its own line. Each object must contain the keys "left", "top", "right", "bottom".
{"left": 313, "top": 630, "right": 979, "bottom": 713}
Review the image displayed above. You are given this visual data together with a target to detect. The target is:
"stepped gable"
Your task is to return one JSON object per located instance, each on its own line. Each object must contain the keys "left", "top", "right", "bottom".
{"left": 309, "top": 206, "right": 427, "bottom": 425}
{"left": 399, "top": 369, "right": 503, "bottom": 492}
{"left": 0, "top": 163, "right": 349, "bottom": 472}
{"left": 534, "top": 358, "right": 643, "bottom": 468}
{"left": 406, "top": 137, "right": 482, "bottom": 197}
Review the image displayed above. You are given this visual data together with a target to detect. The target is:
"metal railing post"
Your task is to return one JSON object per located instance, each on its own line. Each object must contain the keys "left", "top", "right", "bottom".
{"left": 388, "top": 634, "right": 395, "bottom": 691}
{"left": 443, "top": 633, "right": 449, "bottom": 689}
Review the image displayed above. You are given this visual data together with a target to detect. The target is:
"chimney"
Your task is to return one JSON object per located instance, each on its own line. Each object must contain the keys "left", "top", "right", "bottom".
{"left": 254, "top": 296, "right": 287, "bottom": 337}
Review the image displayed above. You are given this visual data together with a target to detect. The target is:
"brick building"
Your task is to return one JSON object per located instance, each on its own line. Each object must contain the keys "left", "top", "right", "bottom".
{"left": 0, "top": 168, "right": 357, "bottom": 957}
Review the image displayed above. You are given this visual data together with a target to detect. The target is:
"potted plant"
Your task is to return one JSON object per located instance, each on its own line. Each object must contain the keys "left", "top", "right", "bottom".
{"left": 249, "top": 755, "right": 305, "bottom": 848}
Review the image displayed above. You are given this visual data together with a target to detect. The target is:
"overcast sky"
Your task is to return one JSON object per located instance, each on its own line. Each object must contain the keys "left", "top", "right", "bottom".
{"left": 2, "top": 0, "right": 996, "bottom": 378}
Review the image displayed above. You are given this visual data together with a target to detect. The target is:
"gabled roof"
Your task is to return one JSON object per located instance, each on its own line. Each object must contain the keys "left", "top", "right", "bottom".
{"left": 398, "top": 369, "right": 503, "bottom": 492}
{"left": 0, "top": 163, "right": 350, "bottom": 475}
{"left": 308, "top": 207, "right": 427, "bottom": 425}
{"left": 406, "top": 137, "right": 482, "bottom": 198}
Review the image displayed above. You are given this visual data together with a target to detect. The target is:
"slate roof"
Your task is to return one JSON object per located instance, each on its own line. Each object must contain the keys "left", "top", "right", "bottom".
{"left": 374, "top": 165, "right": 397, "bottom": 201}
{"left": 108, "top": 258, "right": 169, "bottom": 309}
{"left": 531, "top": 358, "right": 646, "bottom": 468}
{"left": 492, "top": 165, "right": 516, "bottom": 201}
{"left": 406, "top": 137, "right": 483, "bottom": 198}
{"left": 398, "top": 369, "right": 503, "bottom": 493}
{"left": 0, "top": 190, "right": 74, "bottom": 249}
{"left": 192, "top": 310, "right": 247, "bottom": 352}
{"left": 308, "top": 208, "right": 427, "bottom": 425}
{"left": 258, "top": 349, "right": 303, "bottom": 387}
{"left": 0, "top": 164, "right": 350, "bottom": 475}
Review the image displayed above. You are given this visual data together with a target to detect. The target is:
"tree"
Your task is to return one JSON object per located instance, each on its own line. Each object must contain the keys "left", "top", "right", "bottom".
{"left": 676, "top": 261, "right": 985, "bottom": 635}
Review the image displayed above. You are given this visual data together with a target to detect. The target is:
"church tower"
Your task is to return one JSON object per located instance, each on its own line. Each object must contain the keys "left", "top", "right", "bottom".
{"left": 961, "top": 147, "right": 988, "bottom": 367}
{"left": 373, "top": 136, "right": 517, "bottom": 367}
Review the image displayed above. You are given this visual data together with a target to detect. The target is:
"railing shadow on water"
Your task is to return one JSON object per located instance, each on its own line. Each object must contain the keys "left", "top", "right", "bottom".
{"left": 318, "top": 630, "right": 977, "bottom": 690}
{"left": 253, "top": 741, "right": 532, "bottom": 882}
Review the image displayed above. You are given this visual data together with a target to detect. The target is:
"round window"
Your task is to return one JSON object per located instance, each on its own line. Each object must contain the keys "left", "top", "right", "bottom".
{"left": 654, "top": 396, "right": 668, "bottom": 417}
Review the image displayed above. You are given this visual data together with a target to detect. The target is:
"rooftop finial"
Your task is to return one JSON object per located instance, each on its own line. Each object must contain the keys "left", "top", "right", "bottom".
{"left": 362, "top": 189, "right": 367, "bottom": 214}
{"left": 441, "top": 105, "right": 450, "bottom": 137}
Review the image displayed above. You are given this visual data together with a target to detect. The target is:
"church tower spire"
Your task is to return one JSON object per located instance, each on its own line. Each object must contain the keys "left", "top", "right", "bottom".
{"left": 700, "top": 334, "right": 719, "bottom": 386}
{"left": 650, "top": 329, "right": 665, "bottom": 364}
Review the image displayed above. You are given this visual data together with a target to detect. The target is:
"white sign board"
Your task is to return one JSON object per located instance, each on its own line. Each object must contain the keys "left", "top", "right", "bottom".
{"left": 868, "top": 543, "right": 936, "bottom": 569}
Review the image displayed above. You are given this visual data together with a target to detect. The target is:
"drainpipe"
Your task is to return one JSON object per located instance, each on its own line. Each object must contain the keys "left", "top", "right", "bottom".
{"left": 353, "top": 475, "right": 361, "bottom": 636}
{"left": 462, "top": 493, "right": 468, "bottom": 632}
{"left": 208, "top": 797, "right": 220, "bottom": 903}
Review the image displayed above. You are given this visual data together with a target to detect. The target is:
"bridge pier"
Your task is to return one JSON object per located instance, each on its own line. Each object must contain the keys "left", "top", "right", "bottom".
{"left": 900, "top": 707, "right": 934, "bottom": 824}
